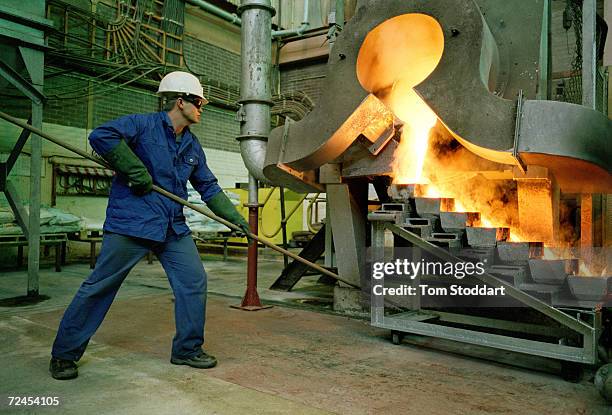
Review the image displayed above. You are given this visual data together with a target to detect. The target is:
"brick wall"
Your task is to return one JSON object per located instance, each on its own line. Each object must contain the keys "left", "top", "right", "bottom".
{"left": 92, "top": 83, "right": 159, "bottom": 126}
{"left": 184, "top": 35, "right": 241, "bottom": 88}
{"left": 43, "top": 75, "right": 90, "bottom": 129}
{"left": 280, "top": 59, "right": 328, "bottom": 105}
{"left": 191, "top": 107, "right": 240, "bottom": 153}
{"left": 3, "top": 43, "right": 241, "bottom": 154}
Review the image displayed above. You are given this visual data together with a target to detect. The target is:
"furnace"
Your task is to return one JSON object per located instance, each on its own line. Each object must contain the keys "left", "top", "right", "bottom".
{"left": 262, "top": 0, "right": 612, "bottom": 380}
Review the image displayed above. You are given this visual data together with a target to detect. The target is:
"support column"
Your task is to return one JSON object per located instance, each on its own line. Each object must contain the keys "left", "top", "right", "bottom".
{"left": 582, "top": 0, "right": 597, "bottom": 109}
{"left": 20, "top": 47, "right": 44, "bottom": 297}
{"left": 370, "top": 222, "right": 385, "bottom": 325}
{"left": 327, "top": 182, "right": 367, "bottom": 287}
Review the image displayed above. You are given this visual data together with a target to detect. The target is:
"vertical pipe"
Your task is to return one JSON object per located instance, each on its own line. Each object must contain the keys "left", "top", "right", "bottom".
{"left": 582, "top": 0, "right": 597, "bottom": 109}
{"left": 236, "top": 0, "right": 275, "bottom": 309}
{"left": 335, "top": 0, "right": 344, "bottom": 29}
{"left": 237, "top": 0, "right": 274, "bottom": 182}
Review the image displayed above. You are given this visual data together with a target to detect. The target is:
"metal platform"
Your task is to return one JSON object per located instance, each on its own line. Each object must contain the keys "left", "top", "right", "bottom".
{"left": 370, "top": 220, "right": 605, "bottom": 367}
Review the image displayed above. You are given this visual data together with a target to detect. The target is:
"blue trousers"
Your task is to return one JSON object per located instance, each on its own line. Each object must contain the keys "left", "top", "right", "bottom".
{"left": 52, "top": 231, "right": 207, "bottom": 361}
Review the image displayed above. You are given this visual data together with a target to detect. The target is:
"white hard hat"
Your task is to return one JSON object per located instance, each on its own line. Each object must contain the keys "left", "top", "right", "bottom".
{"left": 157, "top": 71, "right": 208, "bottom": 104}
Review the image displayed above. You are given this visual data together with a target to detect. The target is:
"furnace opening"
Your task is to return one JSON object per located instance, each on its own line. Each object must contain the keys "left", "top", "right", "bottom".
{"left": 356, "top": 14, "right": 444, "bottom": 184}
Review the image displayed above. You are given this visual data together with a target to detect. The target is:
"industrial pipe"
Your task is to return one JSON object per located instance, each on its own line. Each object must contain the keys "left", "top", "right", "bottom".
{"left": 236, "top": 0, "right": 276, "bottom": 308}
{"left": 0, "top": 110, "right": 358, "bottom": 289}
{"left": 272, "top": 0, "right": 310, "bottom": 38}
{"left": 187, "top": 0, "right": 312, "bottom": 40}
{"left": 236, "top": 0, "right": 274, "bottom": 183}
{"left": 185, "top": 0, "right": 241, "bottom": 25}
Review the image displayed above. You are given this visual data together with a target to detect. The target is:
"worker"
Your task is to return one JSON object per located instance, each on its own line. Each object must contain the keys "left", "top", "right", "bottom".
{"left": 49, "top": 71, "right": 250, "bottom": 380}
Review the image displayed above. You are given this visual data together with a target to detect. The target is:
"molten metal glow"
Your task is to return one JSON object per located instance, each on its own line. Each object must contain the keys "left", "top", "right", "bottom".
{"left": 356, "top": 14, "right": 546, "bottom": 244}
{"left": 392, "top": 102, "right": 438, "bottom": 184}
{"left": 356, "top": 14, "right": 444, "bottom": 185}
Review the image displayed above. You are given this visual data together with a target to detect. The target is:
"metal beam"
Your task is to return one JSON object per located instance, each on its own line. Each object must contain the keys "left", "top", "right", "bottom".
{"left": 270, "top": 224, "right": 326, "bottom": 291}
{"left": 537, "top": 0, "right": 552, "bottom": 100}
{"left": 327, "top": 182, "right": 367, "bottom": 287}
{"left": 582, "top": 0, "right": 597, "bottom": 109}
{"left": 5, "top": 116, "right": 33, "bottom": 175}
{"left": 0, "top": 4, "right": 54, "bottom": 31}
{"left": 377, "top": 318, "right": 595, "bottom": 364}
{"left": 4, "top": 180, "right": 29, "bottom": 239}
{"left": 0, "top": 60, "right": 46, "bottom": 105}
{"left": 23, "top": 46, "right": 44, "bottom": 297}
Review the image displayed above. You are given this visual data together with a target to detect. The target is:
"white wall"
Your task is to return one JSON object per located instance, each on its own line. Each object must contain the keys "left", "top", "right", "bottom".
{"left": 202, "top": 147, "right": 249, "bottom": 187}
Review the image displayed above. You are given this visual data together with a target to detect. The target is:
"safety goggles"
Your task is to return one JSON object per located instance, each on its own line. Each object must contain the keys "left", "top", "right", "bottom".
{"left": 181, "top": 95, "right": 207, "bottom": 110}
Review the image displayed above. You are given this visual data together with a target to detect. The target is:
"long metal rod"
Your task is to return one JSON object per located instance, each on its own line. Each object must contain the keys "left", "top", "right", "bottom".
{"left": 0, "top": 110, "right": 356, "bottom": 288}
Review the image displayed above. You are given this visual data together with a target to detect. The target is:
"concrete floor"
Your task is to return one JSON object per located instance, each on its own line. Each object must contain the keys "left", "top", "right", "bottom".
{"left": 0, "top": 253, "right": 609, "bottom": 414}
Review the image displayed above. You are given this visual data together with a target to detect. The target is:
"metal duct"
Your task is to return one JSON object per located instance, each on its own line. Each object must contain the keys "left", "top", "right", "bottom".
{"left": 236, "top": 0, "right": 274, "bottom": 183}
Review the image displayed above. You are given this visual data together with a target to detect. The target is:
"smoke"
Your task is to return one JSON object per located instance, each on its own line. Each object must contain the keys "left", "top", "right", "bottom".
{"left": 414, "top": 123, "right": 519, "bottom": 229}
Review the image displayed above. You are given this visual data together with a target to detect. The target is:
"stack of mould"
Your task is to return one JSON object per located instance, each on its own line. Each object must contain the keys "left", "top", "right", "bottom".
{"left": 0, "top": 206, "right": 81, "bottom": 235}
{"left": 183, "top": 183, "right": 237, "bottom": 234}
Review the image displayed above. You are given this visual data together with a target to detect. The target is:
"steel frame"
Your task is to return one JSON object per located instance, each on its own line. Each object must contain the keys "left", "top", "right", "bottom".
{"left": 0, "top": 1, "right": 50, "bottom": 296}
{"left": 370, "top": 222, "right": 603, "bottom": 365}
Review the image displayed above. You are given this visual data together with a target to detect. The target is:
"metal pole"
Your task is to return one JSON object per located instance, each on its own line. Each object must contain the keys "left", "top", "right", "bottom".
{"left": 240, "top": 173, "right": 267, "bottom": 309}
{"left": 279, "top": 186, "right": 289, "bottom": 268}
{"left": 582, "top": 0, "right": 597, "bottom": 109}
{"left": 0, "top": 111, "right": 357, "bottom": 289}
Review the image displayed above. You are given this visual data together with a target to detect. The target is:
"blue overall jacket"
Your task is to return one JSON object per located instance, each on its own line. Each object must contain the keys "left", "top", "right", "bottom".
{"left": 89, "top": 112, "right": 223, "bottom": 242}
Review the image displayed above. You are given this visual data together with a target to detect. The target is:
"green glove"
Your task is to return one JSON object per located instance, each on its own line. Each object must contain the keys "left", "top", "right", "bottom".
{"left": 103, "top": 140, "right": 152, "bottom": 196}
{"left": 207, "top": 191, "right": 252, "bottom": 241}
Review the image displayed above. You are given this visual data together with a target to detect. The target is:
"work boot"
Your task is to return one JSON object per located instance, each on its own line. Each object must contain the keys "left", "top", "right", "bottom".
{"left": 170, "top": 350, "right": 217, "bottom": 369}
{"left": 49, "top": 357, "right": 78, "bottom": 380}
